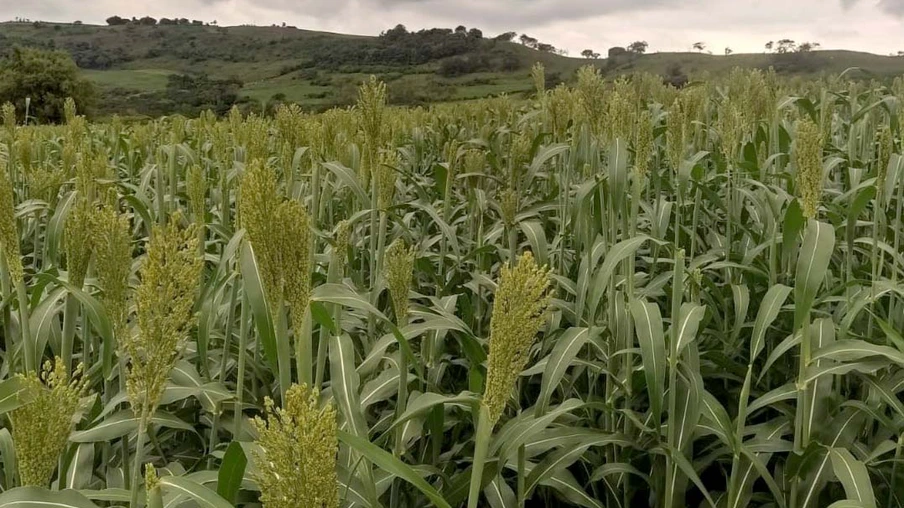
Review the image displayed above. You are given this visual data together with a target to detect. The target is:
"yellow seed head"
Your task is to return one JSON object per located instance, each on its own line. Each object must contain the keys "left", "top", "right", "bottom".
{"left": 384, "top": 238, "right": 416, "bottom": 324}
{"left": 11, "top": 358, "right": 89, "bottom": 486}
{"left": 666, "top": 98, "right": 687, "bottom": 168}
{"left": 500, "top": 188, "right": 518, "bottom": 228}
{"left": 483, "top": 252, "right": 551, "bottom": 424}
{"left": 794, "top": 118, "right": 824, "bottom": 219}
{"left": 127, "top": 214, "right": 202, "bottom": 416}
{"left": 252, "top": 384, "right": 338, "bottom": 508}
{"left": 358, "top": 76, "right": 388, "bottom": 187}
{"left": 144, "top": 463, "right": 160, "bottom": 492}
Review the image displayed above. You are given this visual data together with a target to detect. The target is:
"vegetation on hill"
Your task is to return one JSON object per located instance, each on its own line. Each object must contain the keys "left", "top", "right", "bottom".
{"left": 4, "top": 20, "right": 904, "bottom": 118}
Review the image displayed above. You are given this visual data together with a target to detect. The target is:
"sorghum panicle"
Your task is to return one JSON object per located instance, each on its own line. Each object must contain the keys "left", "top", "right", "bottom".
{"left": 252, "top": 383, "right": 338, "bottom": 508}
{"left": 483, "top": 252, "right": 551, "bottom": 424}
{"left": 384, "top": 238, "right": 416, "bottom": 325}
{"left": 11, "top": 357, "right": 89, "bottom": 486}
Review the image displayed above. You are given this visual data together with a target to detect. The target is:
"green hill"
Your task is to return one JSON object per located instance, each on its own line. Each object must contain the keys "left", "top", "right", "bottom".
{"left": 4, "top": 20, "right": 904, "bottom": 117}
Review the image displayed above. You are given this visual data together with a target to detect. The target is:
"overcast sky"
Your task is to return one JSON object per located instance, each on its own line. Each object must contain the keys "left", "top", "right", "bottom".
{"left": 6, "top": 0, "right": 904, "bottom": 56}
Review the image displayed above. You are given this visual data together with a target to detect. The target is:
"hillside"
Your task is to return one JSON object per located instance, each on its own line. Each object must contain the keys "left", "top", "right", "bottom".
{"left": 3, "top": 20, "right": 904, "bottom": 117}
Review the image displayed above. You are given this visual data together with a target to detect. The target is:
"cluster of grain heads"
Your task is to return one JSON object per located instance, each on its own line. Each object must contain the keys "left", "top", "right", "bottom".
{"left": 469, "top": 251, "right": 552, "bottom": 508}
{"left": 384, "top": 238, "right": 416, "bottom": 326}
{"left": 252, "top": 383, "right": 338, "bottom": 508}
{"left": 10, "top": 358, "right": 89, "bottom": 486}
{"left": 357, "top": 75, "right": 388, "bottom": 187}
{"left": 126, "top": 213, "right": 202, "bottom": 506}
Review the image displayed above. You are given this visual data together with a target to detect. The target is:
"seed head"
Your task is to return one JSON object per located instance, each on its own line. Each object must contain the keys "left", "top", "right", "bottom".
{"left": 666, "top": 98, "right": 687, "bottom": 168}
{"left": 252, "top": 383, "right": 338, "bottom": 508}
{"left": 531, "top": 62, "right": 546, "bottom": 97}
{"left": 93, "top": 200, "right": 132, "bottom": 342}
{"left": 186, "top": 164, "right": 206, "bottom": 224}
{"left": 332, "top": 220, "right": 351, "bottom": 268}
{"left": 63, "top": 98, "right": 78, "bottom": 125}
{"left": 0, "top": 159, "right": 22, "bottom": 285}
{"left": 483, "top": 252, "right": 551, "bottom": 424}
{"left": 499, "top": 188, "right": 518, "bottom": 228}
{"left": 239, "top": 160, "right": 284, "bottom": 316}
{"left": 64, "top": 196, "right": 95, "bottom": 288}
{"left": 11, "top": 358, "right": 89, "bottom": 486}
{"left": 277, "top": 199, "right": 313, "bottom": 329}
{"left": 358, "top": 76, "right": 387, "bottom": 186}
{"left": 794, "top": 118, "right": 824, "bottom": 219}
{"left": 634, "top": 109, "right": 654, "bottom": 178}
{"left": 127, "top": 214, "right": 202, "bottom": 417}
{"left": 376, "top": 149, "right": 399, "bottom": 210}
{"left": 876, "top": 123, "right": 893, "bottom": 196}
{"left": 384, "top": 238, "right": 416, "bottom": 325}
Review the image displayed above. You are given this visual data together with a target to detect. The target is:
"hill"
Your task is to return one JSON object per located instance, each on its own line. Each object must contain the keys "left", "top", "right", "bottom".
{"left": 3, "top": 20, "right": 904, "bottom": 117}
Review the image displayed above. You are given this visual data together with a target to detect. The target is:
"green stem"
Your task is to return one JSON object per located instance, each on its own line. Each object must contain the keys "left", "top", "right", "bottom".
{"left": 61, "top": 294, "right": 79, "bottom": 373}
{"left": 17, "top": 278, "right": 33, "bottom": 372}
{"left": 467, "top": 404, "right": 493, "bottom": 508}
{"left": 129, "top": 411, "right": 149, "bottom": 508}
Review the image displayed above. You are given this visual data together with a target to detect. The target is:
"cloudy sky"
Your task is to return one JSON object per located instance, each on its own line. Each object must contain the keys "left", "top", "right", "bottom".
{"left": 6, "top": 0, "right": 904, "bottom": 56}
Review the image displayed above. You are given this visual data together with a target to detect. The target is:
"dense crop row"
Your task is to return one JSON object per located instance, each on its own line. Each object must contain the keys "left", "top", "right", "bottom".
{"left": 0, "top": 66, "right": 902, "bottom": 508}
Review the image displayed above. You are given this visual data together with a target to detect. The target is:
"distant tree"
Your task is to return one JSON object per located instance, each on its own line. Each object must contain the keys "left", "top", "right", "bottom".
{"left": 724, "top": 47, "right": 733, "bottom": 55}
{"left": 105, "top": 15, "right": 128, "bottom": 26}
{"left": 627, "top": 41, "right": 648, "bottom": 54}
{"left": 797, "top": 41, "right": 820, "bottom": 52}
{"left": 765, "top": 41, "right": 774, "bottom": 52}
{"left": 0, "top": 46, "right": 95, "bottom": 122}
{"left": 537, "top": 43, "right": 556, "bottom": 53}
{"left": 178, "top": 18, "right": 189, "bottom": 25}
{"left": 776, "top": 39, "right": 796, "bottom": 54}
{"left": 158, "top": 18, "right": 176, "bottom": 25}
{"left": 73, "top": 20, "right": 82, "bottom": 25}
{"left": 581, "top": 49, "right": 600, "bottom": 59}
{"left": 467, "top": 28, "right": 483, "bottom": 39}
{"left": 693, "top": 41, "right": 706, "bottom": 52}
{"left": 455, "top": 25, "right": 467, "bottom": 34}
{"left": 139, "top": 16, "right": 157, "bottom": 26}
{"left": 211, "top": 20, "right": 217, "bottom": 26}
{"left": 519, "top": 34, "right": 538, "bottom": 48}
{"left": 608, "top": 46, "right": 627, "bottom": 58}
{"left": 191, "top": 20, "right": 203, "bottom": 26}
{"left": 897, "top": 50, "right": 904, "bottom": 57}
{"left": 494, "top": 31, "right": 517, "bottom": 42}
{"left": 383, "top": 24, "right": 408, "bottom": 40}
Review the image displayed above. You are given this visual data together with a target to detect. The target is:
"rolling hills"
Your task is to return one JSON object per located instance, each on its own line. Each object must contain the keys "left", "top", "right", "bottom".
{"left": 3, "top": 20, "right": 904, "bottom": 117}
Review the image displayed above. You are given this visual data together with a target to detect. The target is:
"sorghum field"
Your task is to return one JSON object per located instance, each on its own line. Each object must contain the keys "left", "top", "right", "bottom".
{"left": 0, "top": 65, "right": 903, "bottom": 508}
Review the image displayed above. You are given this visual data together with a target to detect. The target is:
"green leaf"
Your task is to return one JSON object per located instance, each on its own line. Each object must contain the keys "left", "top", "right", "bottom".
{"left": 0, "top": 377, "right": 28, "bottom": 416}
{"left": 216, "top": 442, "right": 247, "bottom": 504}
{"left": 329, "top": 334, "right": 368, "bottom": 438}
{"left": 70, "top": 411, "right": 194, "bottom": 442}
{"left": 750, "top": 284, "right": 792, "bottom": 362}
{"left": 829, "top": 448, "right": 876, "bottom": 508}
{"left": 0, "top": 487, "right": 100, "bottom": 508}
{"left": 159, "top": 476, "right": 233, "bottom": 508}
{"left": 339, "top": 430, "right": 451, "bottom": 508}
{"left": 239, "top": 241, "right": 286, "bottom": 398}
{"left": 630, "top": 300, "right": 665, "bottom": 426}
{"left": 536, "top": 327, "right": 595, "bottom": 415}
{"left": 794, "top": 220, "right": 835, "bottom": 326}
{"left": 812, "top": 340, "right": 904, "bottom": 365}
{"left": 674, "top": 303, "right": 706, "bottom": 355}
{"left": 588, "top": 235, "right": 651, "bottom": 318}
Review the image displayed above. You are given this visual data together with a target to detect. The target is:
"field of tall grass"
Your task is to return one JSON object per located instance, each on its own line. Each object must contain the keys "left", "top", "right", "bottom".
{"left": 0, "top": 65, "right": 902, "bottom": 508}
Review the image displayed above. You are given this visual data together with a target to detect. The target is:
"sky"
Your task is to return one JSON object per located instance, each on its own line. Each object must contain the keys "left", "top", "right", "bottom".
{"left": 5, "top": 0, "right": 904, "bottom": 56}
